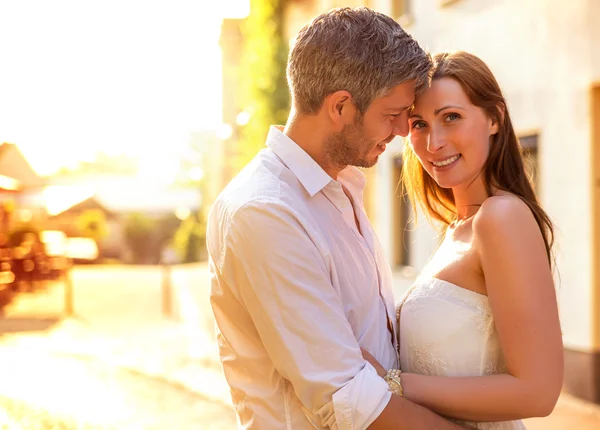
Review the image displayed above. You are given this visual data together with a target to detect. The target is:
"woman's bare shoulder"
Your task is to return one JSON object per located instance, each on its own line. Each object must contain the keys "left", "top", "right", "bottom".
{"left": 473, "top": 194, "right": 538, "bottom": 240}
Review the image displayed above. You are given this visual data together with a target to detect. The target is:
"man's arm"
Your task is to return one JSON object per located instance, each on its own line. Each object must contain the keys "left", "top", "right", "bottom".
{"left": 359, "top": 350, "right": 465, "bottom": 429}
{"left": 220, "top": 200, "right": 464, "bottom": 429}
{"left": 370, "top": 395, "right": 467, "bottom": 430}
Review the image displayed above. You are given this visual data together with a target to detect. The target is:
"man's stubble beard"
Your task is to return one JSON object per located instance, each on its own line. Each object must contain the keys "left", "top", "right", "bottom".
{"left": 324, "top": 122, "right": 377, "bottom": 171}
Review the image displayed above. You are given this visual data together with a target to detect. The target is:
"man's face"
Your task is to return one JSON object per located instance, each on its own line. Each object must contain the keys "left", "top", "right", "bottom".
{"left": 324, "top": 80, "right": 416, "bottom": 169}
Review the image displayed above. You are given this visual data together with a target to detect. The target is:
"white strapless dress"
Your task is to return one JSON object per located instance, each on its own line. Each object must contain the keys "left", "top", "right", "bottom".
{"left": 398, "top": 277, "right": 526, "bottom": 429}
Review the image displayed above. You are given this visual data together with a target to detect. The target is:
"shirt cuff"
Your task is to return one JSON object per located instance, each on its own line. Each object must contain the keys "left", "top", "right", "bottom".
{"left": 332, "top": 362, "right": 392, "bottom": 430}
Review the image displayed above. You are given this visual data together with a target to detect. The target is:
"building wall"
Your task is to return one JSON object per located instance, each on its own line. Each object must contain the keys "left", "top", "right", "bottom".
{"left": 283, "top": 0, "right": 374, "bottom": 50}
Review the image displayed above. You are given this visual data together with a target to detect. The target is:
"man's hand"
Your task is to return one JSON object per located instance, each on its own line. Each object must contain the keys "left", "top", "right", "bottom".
{"left": 361, "top": 348, "right": 387, "bottom": 378}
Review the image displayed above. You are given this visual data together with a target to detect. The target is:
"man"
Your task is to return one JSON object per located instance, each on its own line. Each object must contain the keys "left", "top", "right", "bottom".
{"left": 207, "top": 7, "right": 464, "bottom": 429}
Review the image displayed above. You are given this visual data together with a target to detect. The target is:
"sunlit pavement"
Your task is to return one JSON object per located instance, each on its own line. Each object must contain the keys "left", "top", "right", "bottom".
{"left": 0, "top": 264, "right": 599, "bottom": 429}
{"left": 0, "top": 263, "right": 237, "bottom": 429}
{"left": 0, "top": 347, "right": 235, "bottom": 429}
{"left": 523, "top": 392, "right": 600, "bottom": 430}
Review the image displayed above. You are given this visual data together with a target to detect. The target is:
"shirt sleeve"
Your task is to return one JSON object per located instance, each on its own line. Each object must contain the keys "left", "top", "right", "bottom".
{"left": 220, "top": 199, "right": 391, "bottom": 429}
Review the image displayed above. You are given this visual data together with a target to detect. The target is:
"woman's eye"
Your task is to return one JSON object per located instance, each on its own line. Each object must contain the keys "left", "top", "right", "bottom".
{"left": 411, "top": 120, "right": 426, "bottom": 129}
{"left": 445, "top": 113, "right": 460, "bottom": 122}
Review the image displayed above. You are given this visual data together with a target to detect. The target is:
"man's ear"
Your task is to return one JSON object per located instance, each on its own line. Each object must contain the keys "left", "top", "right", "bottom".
{"left": 325, "top": 90, "right": 357, "bottom": 130}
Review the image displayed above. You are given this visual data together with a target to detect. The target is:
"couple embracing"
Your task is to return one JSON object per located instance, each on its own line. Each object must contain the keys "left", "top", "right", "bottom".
{"left": 207, "top": 6, "right": 563, "bottom": 430}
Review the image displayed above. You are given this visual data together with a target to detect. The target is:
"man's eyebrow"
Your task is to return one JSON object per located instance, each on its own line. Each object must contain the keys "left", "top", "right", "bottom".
{"left": 384, "top": 105, "right": 412, "bottom": 113}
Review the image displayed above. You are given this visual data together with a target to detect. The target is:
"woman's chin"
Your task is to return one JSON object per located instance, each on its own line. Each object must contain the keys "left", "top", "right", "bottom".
{"left": 432, "top": 176, "right": 462, "bottom": 190}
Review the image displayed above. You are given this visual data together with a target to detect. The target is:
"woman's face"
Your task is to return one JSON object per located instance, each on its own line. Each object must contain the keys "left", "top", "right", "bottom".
{"left": 408, "top": 77, "right": 498, "bottom": 190}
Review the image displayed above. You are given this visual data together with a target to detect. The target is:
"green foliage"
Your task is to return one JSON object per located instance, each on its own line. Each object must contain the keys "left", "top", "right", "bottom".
{"left": 123, "top": 212, "right": 155, "bottom": 264}
{"left": 155, "top": 213, "right": 182, "bottom": 252}
{"left": 77, "top": 209, "right": 108, "bottom": 243}
{"left": 173, "top": 212, "right": 206, "bottom": 263}
{"left": 236, "top": 0, "right": 289, "bottom": 168}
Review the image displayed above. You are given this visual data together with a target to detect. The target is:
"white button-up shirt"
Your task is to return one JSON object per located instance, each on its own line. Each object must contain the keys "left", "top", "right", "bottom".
{"left": 207, "top": 126, "right": 398, "bottom": 429}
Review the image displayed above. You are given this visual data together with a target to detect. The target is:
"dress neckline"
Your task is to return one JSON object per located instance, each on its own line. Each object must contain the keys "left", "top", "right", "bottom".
{"left": 423, "top": 276, "right": 488, "bottom": 299}
{"left": 398, "top": 276, "right": 489, "bottom": 322}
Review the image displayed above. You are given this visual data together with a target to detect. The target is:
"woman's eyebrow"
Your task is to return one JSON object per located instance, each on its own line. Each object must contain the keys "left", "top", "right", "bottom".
{"left": 409, "top": 105, "right": 465, "bottom": 119}
{"left": 434, "top": 105, "right": 464, "bottom": 115}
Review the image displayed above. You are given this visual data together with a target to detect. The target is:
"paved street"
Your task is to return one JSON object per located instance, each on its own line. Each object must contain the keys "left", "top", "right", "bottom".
{"left": 0, "top": 264, "right": 237, "bottom": 429}
{"left": 0, "top": 346, "right": 234, "bottom": 429}
{"left": 0, "top": 263, "right": 599, "bottom": 429}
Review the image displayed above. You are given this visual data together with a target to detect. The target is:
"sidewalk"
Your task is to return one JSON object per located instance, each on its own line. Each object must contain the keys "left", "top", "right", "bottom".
{"left": 524, "top": 392, "right": 600, "bottom": 429}
{"left": 0, "top": 265, "right": 238, "bottom": 428}
{"left": 1, "top": 264, "right": 599, "bottom": 429}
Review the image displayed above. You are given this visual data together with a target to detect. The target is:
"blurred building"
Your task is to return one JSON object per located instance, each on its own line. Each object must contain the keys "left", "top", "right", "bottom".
{"left": 44, "top": 177, "right": 201, "bottom": 263}
{"left": 0, "top": 143, "right": 46, "bottom": 190}
{"left": 280, "top": 0, "right": 600, "bottom": 404}
{"left": 0, "top": 143, "right": 47, "bottom": 232}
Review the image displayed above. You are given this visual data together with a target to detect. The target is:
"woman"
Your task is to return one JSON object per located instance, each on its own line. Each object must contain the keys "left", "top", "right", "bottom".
{"left": 363, "top": 51, "right": 563, "bottom": 429}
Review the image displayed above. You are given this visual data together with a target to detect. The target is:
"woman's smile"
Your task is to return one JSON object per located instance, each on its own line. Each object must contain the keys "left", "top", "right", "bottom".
{"left": 431, "top": 154, "right": 461, "bottom": 170}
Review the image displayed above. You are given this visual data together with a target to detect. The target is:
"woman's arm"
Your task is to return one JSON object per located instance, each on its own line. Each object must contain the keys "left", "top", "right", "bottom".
{"left": 367, "top": 196, "right": 564, "bottom": 422}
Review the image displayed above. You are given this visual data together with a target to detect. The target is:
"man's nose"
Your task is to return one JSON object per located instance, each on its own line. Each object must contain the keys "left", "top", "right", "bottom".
{"left": 392, "top": 115, "right": 410, "bottom": 137}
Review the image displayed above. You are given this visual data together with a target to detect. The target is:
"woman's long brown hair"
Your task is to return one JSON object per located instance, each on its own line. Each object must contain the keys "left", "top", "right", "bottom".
{"left": 402, "top": 51, "right": 555, "bottom": 266}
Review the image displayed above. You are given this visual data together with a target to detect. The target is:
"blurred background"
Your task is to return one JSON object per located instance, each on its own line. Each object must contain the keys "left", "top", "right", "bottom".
{"left": 0, "top": 0, "right": 599, "bottom": 428}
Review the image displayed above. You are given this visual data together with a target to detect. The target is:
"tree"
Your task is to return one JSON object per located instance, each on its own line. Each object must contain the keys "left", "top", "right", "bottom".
{"left": 172, "top": 212, "right": 206, "bottom": 263}
{"left": 123, "top": 212, "right": 155, "bottom": 264}
{"left": 235, "top": 0, "right": 289, "bottom": 169}
{"left": 77, "top": 209, "right": 108, "bottom": 244}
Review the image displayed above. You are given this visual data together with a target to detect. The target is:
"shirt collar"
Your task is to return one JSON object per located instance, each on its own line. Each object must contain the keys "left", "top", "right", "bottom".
{"left": 338, "top": 164, "right": 367, "bottom": 196}
{"left": 266, "top": 125, "right": 368, "bottom": 197}
{"left": 266, "top": 126, "right": 333, "bottom": 197}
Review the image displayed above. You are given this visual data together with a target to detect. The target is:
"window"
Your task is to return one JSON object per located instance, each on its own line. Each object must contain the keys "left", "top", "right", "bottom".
{"left": 392, "top": 156, "right": 412, "bottom": 268}
{"left": 519, "top": 133, "right": 539, "bottom": 192}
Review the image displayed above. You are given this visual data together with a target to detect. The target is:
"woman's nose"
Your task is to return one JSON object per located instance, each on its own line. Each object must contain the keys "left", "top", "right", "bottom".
{"left": 427, "top": 127, "right": 446, "bottom": 152}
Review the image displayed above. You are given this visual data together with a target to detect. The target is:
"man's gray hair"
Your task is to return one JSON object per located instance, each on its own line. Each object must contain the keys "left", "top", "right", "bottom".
{"left": 287, "top": 7, "right": 431, "bottom": 115}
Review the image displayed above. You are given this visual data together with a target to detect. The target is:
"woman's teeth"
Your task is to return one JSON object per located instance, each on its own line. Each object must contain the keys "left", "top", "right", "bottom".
{"left": 432, "top": 154, "right": 460, "bottom": 167}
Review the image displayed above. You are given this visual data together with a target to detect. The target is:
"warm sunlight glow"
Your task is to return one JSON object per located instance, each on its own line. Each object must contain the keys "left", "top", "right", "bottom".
{"left": 43, "top": 185, "right": 94, "bottom": 216}
{"left": 0, "top": 0, "right": 226, "bottom": 176}
{"left": 216, "top": 124, "right": 234, "bottom": 140}
{"left": 188, "top": 166, "right": 205, "bottom": 182}
{"left": 137, "top": 155, "right": 181, "bottom": 185}
{"left": 175, "top": 206, "right": 192, "bottom": 221}
{"left": 0, "top": 174, "right": 20, "bottom": 191}
{"left": 236, "top": 111, "right": 252, "bottom": 126}
{"left": 219, "top": 0, "right": 251, "bottom": 19}
{"left": 40, "top": 230, "right": 68, "bottom": 256}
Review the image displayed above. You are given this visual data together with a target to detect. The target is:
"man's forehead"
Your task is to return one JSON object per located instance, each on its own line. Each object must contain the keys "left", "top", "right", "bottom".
{"left": 380, "top": 84, "right": 415, "bottom": 103}
{"left": 378, "top": 95, "right": 415, "bottom": 111}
